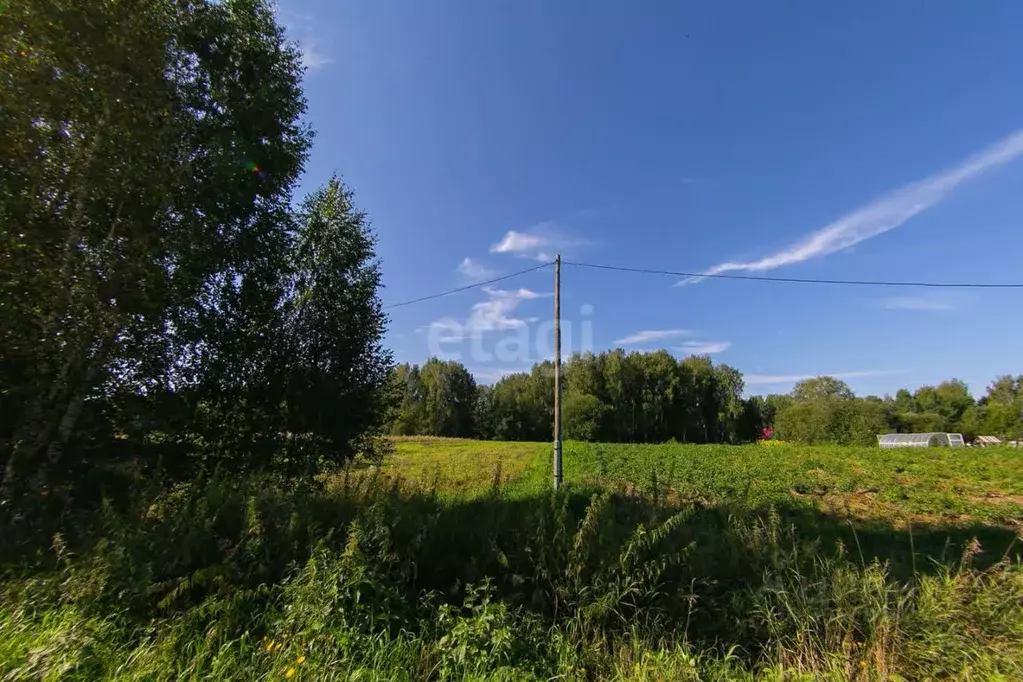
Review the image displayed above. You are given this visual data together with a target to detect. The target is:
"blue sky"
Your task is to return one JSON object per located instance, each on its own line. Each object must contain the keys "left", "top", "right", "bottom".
{"left": 280, "top": 0, "right": 1023, "bottom": 397}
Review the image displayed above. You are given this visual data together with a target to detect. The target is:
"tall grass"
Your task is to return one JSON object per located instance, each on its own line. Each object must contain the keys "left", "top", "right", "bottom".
{"left": 2, "top": 466, "right": 1022, "bottom": 680}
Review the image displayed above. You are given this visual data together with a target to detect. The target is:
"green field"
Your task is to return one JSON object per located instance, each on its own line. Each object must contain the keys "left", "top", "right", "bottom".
{"left": 386, "top": 437, "right": 1023, "bottom": 523}
{"left": 4, "top": 439, "right": 1023, "bottom": 680}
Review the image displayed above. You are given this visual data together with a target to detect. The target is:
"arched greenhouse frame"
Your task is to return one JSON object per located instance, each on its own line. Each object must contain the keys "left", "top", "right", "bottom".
{"left": 877, "top": 433, "right": 965, "bottom": 448}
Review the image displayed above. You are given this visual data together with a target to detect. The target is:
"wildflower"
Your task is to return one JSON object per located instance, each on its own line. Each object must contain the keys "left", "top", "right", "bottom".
{"left": 266, "top": 640, "right": 275, "bottom": 652}
{"left": 285, "top": 668, "right": 296, "bottom": 679}
{"left": 296, "top": 656, "right": 306, "bottom": 664}
{"left": 274, "top": 642, "right": 283, "bottom": 652}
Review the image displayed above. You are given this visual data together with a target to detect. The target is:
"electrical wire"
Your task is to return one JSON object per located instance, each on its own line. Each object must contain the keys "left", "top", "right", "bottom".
{"left": 384, "top": 257, "right": 1021, "bottom": 312}
{"left": 384, "top": 261, "right": 553, "bottom": 309}
{"left": 562, "top": 260, "right": 1023, "bottom": 289}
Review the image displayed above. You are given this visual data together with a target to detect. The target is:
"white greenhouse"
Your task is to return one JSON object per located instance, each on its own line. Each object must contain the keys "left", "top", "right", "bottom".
{"left": 877, "top": 433, "right": 965, "bottom": 449}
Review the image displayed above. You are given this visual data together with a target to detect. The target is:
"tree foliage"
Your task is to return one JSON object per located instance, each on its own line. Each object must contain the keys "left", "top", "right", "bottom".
{"left": 278, "top": 178, "right": 392, "bottom": 471}
{"left": 774, "top": 392, "right": 888, "bottom": 446}
{"left": 387, "top": 359, "right": 1023, "bottom": 446}
{"left": 388, "top": 359, "right": 477, "bottom": 438}
{"left": 1, "top": 0, "right": 391, "bottom": 508}
{"left": 790, "top": 377, "right": 854, "bottom": 402}
{"left": 386, "top": 350, "right": 758, "bottom": 444}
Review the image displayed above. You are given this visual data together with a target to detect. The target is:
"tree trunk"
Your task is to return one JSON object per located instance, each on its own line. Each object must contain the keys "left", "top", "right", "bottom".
{"left": 45, "top": 386, "right": 87, "bottom": 469}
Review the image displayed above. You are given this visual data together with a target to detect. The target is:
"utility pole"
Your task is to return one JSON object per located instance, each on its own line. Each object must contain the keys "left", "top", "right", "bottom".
{"left": 553, "top": 254, "right": 562, "bottom": 490}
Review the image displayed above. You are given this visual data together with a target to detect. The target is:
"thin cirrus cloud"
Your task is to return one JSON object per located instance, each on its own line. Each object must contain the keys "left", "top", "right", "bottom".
{"left": 744, "top": 369, "right": 903, "bottom": 385}
{"left": 429, "top": 287, "right": 550, "bottom": 340}
{"left": 882, "top": 296, "right": 953, "bottom": 311}
{"left": 300, "top": 43, "right": 334, "bottom": 70}
{"left": 614, "top": 329, "right": 693, "bottom": 345}
{"left": 277, "top": 10, "right": 333, "bottom": 71}
{"left": 680, "top": 128, "right": 1023, "bottom": 285}
{"left": 491, "top": 230, "right": 547, "bottom": 255}
{"left": 456, "top": 257, "right": 498, "bottom": 283}
{"left": 490, "top": 221, "right": 586, "bottom": 262}
{"left": 675, "top": 340, "right": 731, "bottom": 355}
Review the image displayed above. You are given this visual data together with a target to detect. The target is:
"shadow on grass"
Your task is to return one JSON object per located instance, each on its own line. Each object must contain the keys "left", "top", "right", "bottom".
{"left": 410, "top": 482, "right": 1021, "bottom": 579}
{"left": 3, "top": 471, "right": 1020, "bottom": 661}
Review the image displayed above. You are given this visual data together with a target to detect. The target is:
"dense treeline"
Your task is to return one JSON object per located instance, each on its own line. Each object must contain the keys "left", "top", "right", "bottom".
{"left": 772, "top": 375, "right": 1023, "bottom": 444}
{"left": 387, "top": 354, "right": 1023, "bottom": 445}
{"left": 388, "top": 352, "right": 748, "bottom": 443}
{"left": 1, "top": 0, "right": 391, "bottom": 518}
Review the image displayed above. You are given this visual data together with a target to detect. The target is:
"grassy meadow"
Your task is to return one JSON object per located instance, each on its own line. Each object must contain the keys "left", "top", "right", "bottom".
{"left": 3, "top": 438, "right": 1023, "bottom": 680}
{"left": 386, "top": 436, "right": 1023, "bottom": 524}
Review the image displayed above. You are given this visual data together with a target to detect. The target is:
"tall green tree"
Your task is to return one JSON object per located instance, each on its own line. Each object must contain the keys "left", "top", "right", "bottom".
{"left": 386, "top": 360, "right": 477, "bottom": 438}
{"left": 775, "top": 396, "right": 886, "bottom": 446}
{"left": 738, "top": 396, "right": 768, "bottom": 442}
{"left": 913, "top": 379, "right": 973, "bottom": 429}
{"left": 279, "top": 178, "right": 391, "bottom": 471}
{"left": 388, "top": 364, "right": 425, "bottom": 435}
{"left": 490, "top": 373, "right": 537, "bottom": 441}
{"left": 714, "top": 364, "right": 745, "bottom": 443}
{"left": 1, "top": 0, "right": 311, "bottom": 499}
{"left": 979, "top": 375, "right": 1023, "bottom": 438}
{"left": 776, "top": 376, "right": 887, "bottom": 445}
{"left": 681, "top": 355, "right": 719, "bottom": 443}
{"left": 790, "top": 376, "right": 854, "bottom": 402}
{"left": 473, "top": 384, "right": 495, "bottom": 440}
{"left": 763, "top": 394, "right": 795, "bottom": 429}
{"left": 420, "top": 359, "right": 477, "bottom": 437}
{"left": 563, "top": 391, "right": 607, "bottom": 441}
{"left": 986, "top": 375, "right": 1023, "bottom": 406}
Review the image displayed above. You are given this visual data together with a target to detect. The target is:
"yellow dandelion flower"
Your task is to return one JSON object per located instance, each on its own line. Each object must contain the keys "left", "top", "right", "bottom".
{"left": 296, "top": 656, "right": 306, "bottom": 664}
{"left": 266, "top": 640, "right": 275, "bottom": 651}
{"left": 274, "top": 642, "right": 283, "bottom": 652}
{"left": 285, "top": 668, "right": 296, "bottom": 679}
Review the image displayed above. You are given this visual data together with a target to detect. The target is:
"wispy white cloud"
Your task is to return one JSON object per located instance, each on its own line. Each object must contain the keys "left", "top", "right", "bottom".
{"left": 682, "top": 128, "right": 1023, "bottom": 285}
{"left": 744, "top": 370, "right": 903, "bottom": 385}
{"left": 614, "top": 329, "right": 693, "bottom": 345}
{"left": 457, "top": 257, "right": 498, "bottom": 283}
{"left": 484, "top": 286, "right": 546, "bottom": 301}
{"left": 490, "top": 222, "right": 586, "bottom": 261}
{"left": 277, "top": 8, "right": 333, "bottom": 71}
{"left": 428, "top": 287, "right": 549, "bottom": 340}
{"left": 491, "top": 230, "right": 547, "bottom": 255}
{"left": 676, "top": 340, "right": 731, "bottom": 355}
{"left": 882, "top": 296, "right": 953, "bottom": 311}
{"left": 299, "top": 43, "right": 333, "bottom": 71}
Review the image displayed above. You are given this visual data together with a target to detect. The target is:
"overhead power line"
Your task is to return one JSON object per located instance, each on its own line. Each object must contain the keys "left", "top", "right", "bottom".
{"left": 385, "top": 261, "right": 553, "bottom": 309}
{"left": 562, "top": 260, "right": 1023, "bottom": 289}
{"left": 384, "top": 257, "right": 1021, "bottom": 312}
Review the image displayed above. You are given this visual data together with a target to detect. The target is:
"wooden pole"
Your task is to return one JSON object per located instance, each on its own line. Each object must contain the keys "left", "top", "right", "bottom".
{"left": 553, "top": 254, "right": 562, "bottom": 490}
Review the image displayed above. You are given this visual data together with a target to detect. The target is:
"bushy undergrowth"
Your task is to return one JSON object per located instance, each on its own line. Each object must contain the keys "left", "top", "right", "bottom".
{"left": 2, "top": 469, "right": 1022, "bottom": 680}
